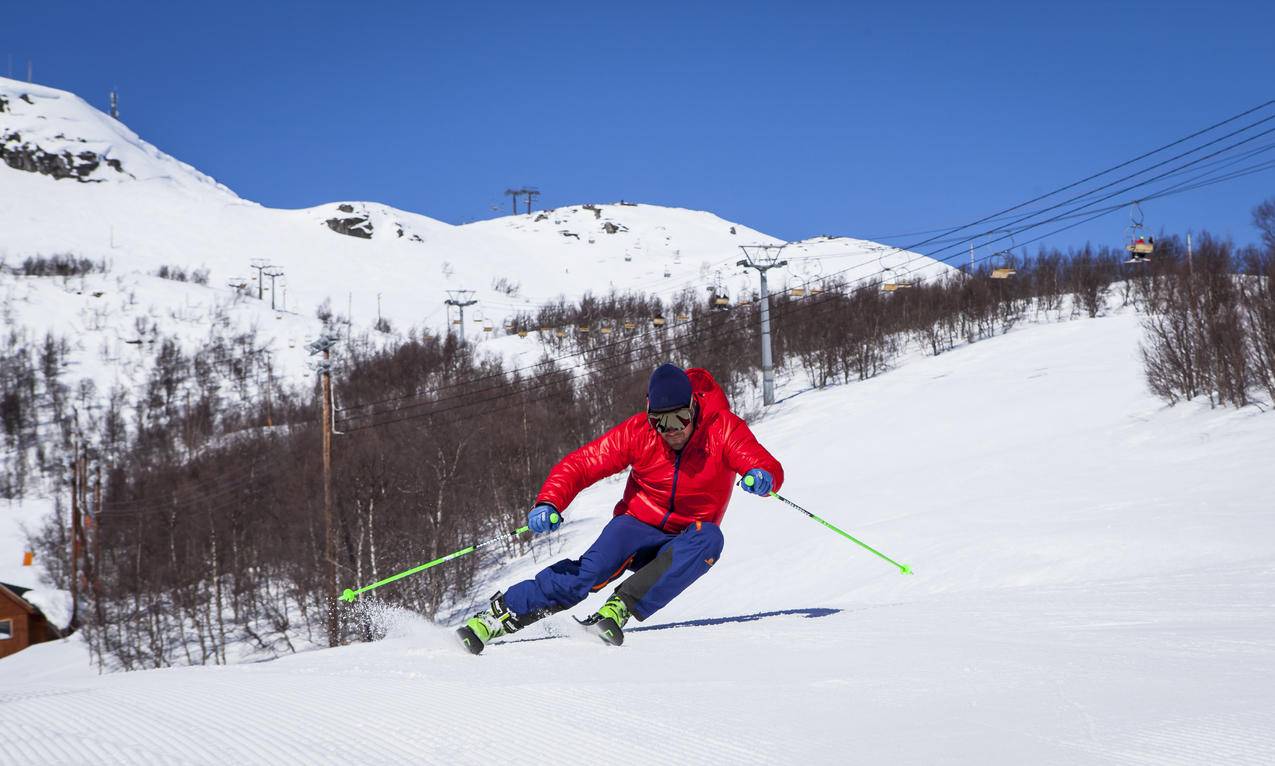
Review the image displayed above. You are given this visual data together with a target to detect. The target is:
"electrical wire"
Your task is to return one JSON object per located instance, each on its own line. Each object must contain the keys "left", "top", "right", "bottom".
{"left": 332, "top": 100, "right": 1275, "bottom": 419}
{"left": 339, "top": 140, "right": 1275, "bottom": 435}
{"left": 338, "top": 116, "right": 1275, "bottom": 426}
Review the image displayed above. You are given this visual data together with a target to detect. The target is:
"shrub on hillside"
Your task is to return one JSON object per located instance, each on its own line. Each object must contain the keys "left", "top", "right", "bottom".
{"left": 18, "top": 253, "right": 102, "bottom": 277}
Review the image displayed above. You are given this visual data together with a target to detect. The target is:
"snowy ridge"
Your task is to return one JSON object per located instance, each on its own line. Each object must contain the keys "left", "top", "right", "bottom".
{"left": 0, "top": 77, "right": 952, "bottom": 343}
{"left": 0, "top": 77, "right": 237, "bottom": 197}
{"left": 1, "top": 313, "right": 1272, "bottom": 764}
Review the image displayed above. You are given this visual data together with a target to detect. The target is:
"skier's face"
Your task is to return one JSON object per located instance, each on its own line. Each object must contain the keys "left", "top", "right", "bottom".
{"left": 660, "top": 420, "right": 694, "bottom": 451}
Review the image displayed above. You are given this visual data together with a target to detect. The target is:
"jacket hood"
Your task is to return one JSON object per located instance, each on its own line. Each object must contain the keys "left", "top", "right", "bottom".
{"left": 687, "top": 368, "right": 730, "bottom": 421}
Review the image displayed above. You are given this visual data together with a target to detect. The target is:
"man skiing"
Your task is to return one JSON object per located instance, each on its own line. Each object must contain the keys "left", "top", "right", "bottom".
{"left": 457, "top": 362, "right": 783, "bottom": 653}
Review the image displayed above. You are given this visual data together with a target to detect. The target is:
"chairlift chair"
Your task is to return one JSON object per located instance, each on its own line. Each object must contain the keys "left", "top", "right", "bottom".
{"left": 879, "top": 252, "right": 911, "bottom": 292}
{"left": 991, "top": 248, "right": 1017, "bottom": 279}
{"left": 653, "top": 315, "right": 666, "bottom": 327}
{"left": 805, "top": 260, "right": 826, "bottom": 295}
{"left": 881, "top": 269, "right": 912, "bottom": 292}
{"left": 1124, "top": 202, "right": 1155, "bottom": 263}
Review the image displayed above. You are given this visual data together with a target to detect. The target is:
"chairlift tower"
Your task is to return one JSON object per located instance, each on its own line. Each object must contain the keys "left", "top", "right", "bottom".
{"left": 504, "top": 188, "right": 522, "bottom": 216}
{"left": 504, "top": 187, "right": 542, "bottom": 215}
{"left": 263, "top": 268, "right": 284, "bottom": 310}
{"left": 249, "top": 258, "right": 273, "bottom": 301}
{"left": 445, "top": 289, "right": 479, "bottom": 346}
{"left": 737, "top": 245, "right": 788, "bottom": 406}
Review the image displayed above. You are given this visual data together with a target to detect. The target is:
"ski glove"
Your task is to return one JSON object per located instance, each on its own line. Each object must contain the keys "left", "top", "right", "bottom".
{"left": 528, "top": 503, "right": 562, "bottom": 534}
{"left": 739, "top": 468, "right": 774, "bottom": 496}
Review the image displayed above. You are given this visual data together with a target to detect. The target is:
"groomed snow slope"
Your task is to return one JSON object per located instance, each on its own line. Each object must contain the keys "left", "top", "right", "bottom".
{"left": 1, "top": 312, "right": 1272, "bottom": 764}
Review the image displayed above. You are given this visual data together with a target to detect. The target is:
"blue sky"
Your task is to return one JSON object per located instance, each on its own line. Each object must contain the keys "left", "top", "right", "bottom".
{"left": 5, "top": 0, "right": 1273, "bottom": 256}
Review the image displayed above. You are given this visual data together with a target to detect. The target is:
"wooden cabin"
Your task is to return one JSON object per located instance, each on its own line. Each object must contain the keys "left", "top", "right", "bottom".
{"left": 0, "top": 581, "right": 62, "bottom": 660}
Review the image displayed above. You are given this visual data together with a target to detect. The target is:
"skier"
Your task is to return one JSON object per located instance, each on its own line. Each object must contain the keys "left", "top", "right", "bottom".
{"left": 457, "top": 363, "right": 783, "bottom": 653}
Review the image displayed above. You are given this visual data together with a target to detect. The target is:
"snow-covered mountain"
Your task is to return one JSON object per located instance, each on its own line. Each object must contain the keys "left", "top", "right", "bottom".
{"left": 1, "top": 311, "right": 1271, "bottom": 764}
{"left": 1, "top": 75, "right": 953, "bottom": 352}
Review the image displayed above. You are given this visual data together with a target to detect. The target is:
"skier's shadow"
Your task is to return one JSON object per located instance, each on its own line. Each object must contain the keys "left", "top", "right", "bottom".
{"left": 506, "top": 607, "right": 840, "bottom": 645}
{"left": 629, "top": 607, "right": 840, "bottom": 632}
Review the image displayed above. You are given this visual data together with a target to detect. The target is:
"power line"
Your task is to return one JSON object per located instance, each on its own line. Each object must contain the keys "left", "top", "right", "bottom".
{"left": 333, "top": 99, "right": 1275, "bottom": 419}
{"left": 339, "top": 147, "right": 1275, "bottom": 436}
{"left": 340, "top": 120, "right": 1275, "bottom": 426}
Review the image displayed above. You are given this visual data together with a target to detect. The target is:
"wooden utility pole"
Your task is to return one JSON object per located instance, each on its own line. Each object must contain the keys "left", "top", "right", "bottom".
{"left": 78, "top": 447, "right": 89, "bottom": 594}
{"left": 69, "top": 457, "right": 80, "bottom": 629}
{"left": 307, "top": 332, "right": 341, "bottom": 647}
{"left": 92, "top": 464, "right": 103, "bottom": 599}
{"left": 322, "top": 348, "right": 336, "bottom": 645}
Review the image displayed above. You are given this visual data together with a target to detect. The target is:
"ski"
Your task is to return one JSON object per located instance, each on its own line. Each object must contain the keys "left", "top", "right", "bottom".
{"left": 455, "top": 625, "right": 485, "bottom": 655}
{"left": 575, "top": 614, "right": 625, "bottom": 647}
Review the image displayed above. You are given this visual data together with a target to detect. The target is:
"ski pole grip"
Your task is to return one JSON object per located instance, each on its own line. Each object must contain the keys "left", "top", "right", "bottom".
{"left": 743, "top": 474, "right": 755, "bottom": 487}
{"left": 550, "top": 512, "right": 560, "bottom": 524}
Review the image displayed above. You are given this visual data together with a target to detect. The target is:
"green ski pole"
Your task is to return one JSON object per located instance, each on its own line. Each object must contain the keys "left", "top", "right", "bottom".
{"left": 338, "top": 514, "right": 556, "bottom": 602}
{"left": 743, "top": 475, "right": 912, "bottom": 575}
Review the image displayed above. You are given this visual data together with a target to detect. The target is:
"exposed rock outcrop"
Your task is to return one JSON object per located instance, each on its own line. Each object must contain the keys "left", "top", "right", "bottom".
{"left": 0, "top": 130, "right": 125, "bottom": 182}
{"left": 324, "top": 216, "right": 374, "bottom": 239}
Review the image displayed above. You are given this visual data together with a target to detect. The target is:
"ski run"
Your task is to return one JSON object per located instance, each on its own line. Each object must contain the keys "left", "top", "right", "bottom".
{"left": 2, "top": 312, "right": 1273, "bottom": 764}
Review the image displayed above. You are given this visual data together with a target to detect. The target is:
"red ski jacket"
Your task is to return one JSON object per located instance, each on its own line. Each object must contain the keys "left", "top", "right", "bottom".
{"left": 536, "top": 369, "right": 784, "bottom": 533}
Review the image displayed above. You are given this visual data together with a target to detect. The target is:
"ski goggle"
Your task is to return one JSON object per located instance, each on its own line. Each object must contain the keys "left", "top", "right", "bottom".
{"left": 647, "top": 403, "right": 695, "bottom": 433}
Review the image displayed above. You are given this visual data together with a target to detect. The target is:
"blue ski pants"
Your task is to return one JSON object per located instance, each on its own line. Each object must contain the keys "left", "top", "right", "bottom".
{"left": 504, "top": 514, "right": 724, "bottom": 621}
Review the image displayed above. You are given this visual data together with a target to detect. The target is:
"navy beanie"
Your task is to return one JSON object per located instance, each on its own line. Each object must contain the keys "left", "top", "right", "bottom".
{"left": 648, "top": 363, "right": 693, "bottom": 411}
